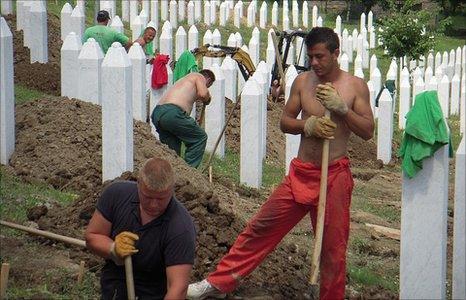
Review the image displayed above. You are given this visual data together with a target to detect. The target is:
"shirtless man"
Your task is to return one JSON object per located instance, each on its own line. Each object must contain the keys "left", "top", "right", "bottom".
{"left": 187, "top": 27, "right": 374, "bottom": 300}
{"left": 151, "top": 70, "right": 216, "bottom": 168}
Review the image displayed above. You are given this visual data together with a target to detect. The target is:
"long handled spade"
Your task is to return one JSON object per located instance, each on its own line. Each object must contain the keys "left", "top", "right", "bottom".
{"left": 309, "top": 110, "right": 331, "bottom": 299}
{"left": 124, "top": 256, "right": 136, "bottom": 300}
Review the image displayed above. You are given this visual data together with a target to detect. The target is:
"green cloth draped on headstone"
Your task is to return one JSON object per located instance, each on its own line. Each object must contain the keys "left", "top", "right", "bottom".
{"left": 173, "top": 50, "right": 199, "bottom": 83}
{"left": 398, "top": 90, "right": 452, "bottom": 178}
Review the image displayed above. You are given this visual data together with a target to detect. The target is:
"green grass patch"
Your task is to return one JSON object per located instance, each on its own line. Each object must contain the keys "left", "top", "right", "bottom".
{"left": 202, "top": 148, "right": 284, "bottom": 188}
{"left": 0, "top": 167, "right": 78, "bottom": 223}
{"left": 347, "top": 264, "right": 398, "bottom": 292}
{"left": 15, "top": 84, "right": 48, "bottom": 105}
{"left": 352, "top": 185, "right": 400, "bottom": 223}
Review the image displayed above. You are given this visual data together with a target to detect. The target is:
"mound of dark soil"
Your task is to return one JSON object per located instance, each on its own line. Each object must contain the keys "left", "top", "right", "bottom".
{"left": 5, "top": 14, "right": 61, "bottom": 95}
{"left": 10, "top": 97, "right": 311, "bottom": 298}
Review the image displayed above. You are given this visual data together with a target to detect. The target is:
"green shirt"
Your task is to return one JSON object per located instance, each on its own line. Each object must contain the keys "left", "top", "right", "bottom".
{"left": 398, "top": 90, "right": 451, "bottom": 178}
{"left": 173, "top": 50, "right": 199, "bottom": 83}
{"left": 83, "top": 25, "right": 129, "bottom": 54}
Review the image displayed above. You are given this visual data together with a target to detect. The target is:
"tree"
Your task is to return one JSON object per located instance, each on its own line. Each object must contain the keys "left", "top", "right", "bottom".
{"left": 378, "top": 0, "right": 450, "bottom": 61}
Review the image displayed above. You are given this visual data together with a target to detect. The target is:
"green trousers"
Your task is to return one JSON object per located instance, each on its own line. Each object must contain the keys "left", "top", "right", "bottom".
{"left": 151, "top": 104, "right": 207, "bottom": 168}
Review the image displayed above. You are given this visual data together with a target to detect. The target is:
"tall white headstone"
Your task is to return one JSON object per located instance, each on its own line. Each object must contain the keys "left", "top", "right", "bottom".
{"left": 122, "top": 0, "right": 130, "bottom": 22}
{"left": 377, "top": 89, "right": 393, "bottom": 164}
{"left": 312, "top": 5, "right": 317, "bottom": 28}
{"left": 187, "top": 1, "right": 195, "bottom": 25}
{"left": 205, "top": 64, "right": 226, "bottom": 157}
{"left": 78, "top": 38, "right": 104, "bottom": 105}
{"left": 340, "top": 52, "right": 349, "bottom": 72}
{"left": 452, "top": 136, "right": 466, "bottom": 300}
{"left": 204, "top": 0, "right": 211, "bottom": 26}
{"left": 248, "top": 35, "right": 260, "bottom": 67}
{"left": 302, "top": 1, "right": 308, "bottom": 28}
{"left": 128, "top": 42, "right": 146, "bottom": 122}
{"left": 259, "top": 1, "right": 267, "bottom": 29}
{"left": 240, "top": 78, "right": 263, "bottom": 188}
{"left": 101, "top": 42, "right": 133, "bottom": 181}
{"left": 221, "top": 56, "right": 237, "bottom": 102}
{"left": 202, "top": 30, "right": 213, "bottom": 69}
{"left": 29, "top": 1, "right": 48, "bottom": 63}
{"left": 70, "top": 5, "right": 85, "bottom": 41}
{"left": 438, "top": 74, "right": 450, "bottom": 118}
{"left": 61, "top": 32, "right": 82, "bottom": 98}
{"left": 285, "top": 66, "right": 299, "bottom": 174}
{"left": 130, "top": 0, "right": 138, "bottom": 25}
{"left": 159, "top": 27, "right": 173, "bottom": 60}
{"left": 110, "top": 15, "right": 124, "bottom": 33}
{"left": 401, "top": 141, "right": 449, "bottom": 299}
{"left": 271, "top": 1, "right": 278, "bottom": 27}
{"left": 169, "top": 0, "right": 178, "bottom": 28}
{"left": 0, "top": 17, "right": 14, "bottom": 165}
{"left": 60, "top": 3, "right": 73, "bottom": 41}
{"left": 399, "top": 67, "right": 411, "bottom": 129}
{"left": 151, "top": 0, "right": 159, "bottom": 26}
{"left": 450, "top": 74, "right": 460, "bottom": 115}
{"left": 131, "top": 15, "right": 144, "bottom": 41}
{"left": 188, "top": 25, "right": 198, "bottom": 50}
{"left": 175, "top": 26, "right": 187, "bottom": 60}
{"left": 161, "top": 0, "right": 168, "bottom": 21}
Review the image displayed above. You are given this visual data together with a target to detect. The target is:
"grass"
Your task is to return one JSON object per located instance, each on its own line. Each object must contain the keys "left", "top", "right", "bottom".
{"left": 0, "top": 166, "right": 78, "bottom": 223}
{"left": 202, "top": 148, "right": 284, "bottom": 188}
{"left": 14, "top": 84, "right": 48, "bottom": 105}
{"left": 347, "top": 264, "right": 399, "bottom": 292}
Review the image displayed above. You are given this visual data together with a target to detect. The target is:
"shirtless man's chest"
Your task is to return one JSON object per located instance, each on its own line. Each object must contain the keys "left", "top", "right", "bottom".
{"left": 297, "top": 72, "right": 357, "bottom": 163}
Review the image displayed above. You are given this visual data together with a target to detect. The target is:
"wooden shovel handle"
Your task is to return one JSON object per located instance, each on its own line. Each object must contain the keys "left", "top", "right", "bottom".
{"left": 309, "top": 110, "right": 331, "bottom": 284}
{"left": 125, "top": 256, "right": 136, "bottom": 300}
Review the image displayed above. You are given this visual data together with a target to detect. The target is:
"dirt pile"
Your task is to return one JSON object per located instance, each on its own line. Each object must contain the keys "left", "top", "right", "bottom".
{"left": 5, "top": 14, "right": 61, "bottom": 95}
{"left": 10, "top": 97, "right": 312, "bottom": 298}
{"left": 225, "top": 98, "right": 379, "bottom": 168}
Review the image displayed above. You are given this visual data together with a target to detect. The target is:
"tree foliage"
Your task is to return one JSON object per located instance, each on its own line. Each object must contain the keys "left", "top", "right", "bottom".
{"left": 378, "top": 0, "right": 450, "bottom": 60}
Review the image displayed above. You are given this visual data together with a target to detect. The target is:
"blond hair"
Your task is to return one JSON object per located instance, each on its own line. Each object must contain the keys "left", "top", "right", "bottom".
{"left": 139, "top": 158, "right": 175, "bottom": 191}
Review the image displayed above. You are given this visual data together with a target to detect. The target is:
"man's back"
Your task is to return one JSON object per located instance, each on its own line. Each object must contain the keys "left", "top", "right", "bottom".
{"left": 159, "top": 73, "right": 202, "bottom": 113}
{"left": 83, "top": 25, "right": 128, "bottom": 54}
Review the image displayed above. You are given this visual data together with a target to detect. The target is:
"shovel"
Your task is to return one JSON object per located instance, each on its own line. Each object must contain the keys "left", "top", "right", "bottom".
{"left": 309, "top": 109, "right": 331, "bottom": 299}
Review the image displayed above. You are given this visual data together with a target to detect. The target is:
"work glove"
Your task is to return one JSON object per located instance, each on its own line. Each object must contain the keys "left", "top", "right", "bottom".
{"left": 304, "top": 115, "right": 337, "bottom": 139}
{"left": 110, "top": 231, "right": 139, "bottom": 265}
{"left": 316, "top": 83, "right": 348, "bottom": 116}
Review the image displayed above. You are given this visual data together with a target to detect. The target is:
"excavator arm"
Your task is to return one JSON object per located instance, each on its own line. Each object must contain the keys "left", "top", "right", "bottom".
{"left": 191, "top": 44, "right": 256, "bottom": 81}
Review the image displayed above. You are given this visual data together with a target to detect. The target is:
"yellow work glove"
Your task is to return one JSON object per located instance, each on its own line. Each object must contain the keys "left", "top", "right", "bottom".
{"left": 304, "top": 115, "right": 337, "bottom": 139}
{"left": 110, "top": 231, "right": 139, "bottom": 265}
{"left": 316, "top": 83, "right": 348, "bottom": 116}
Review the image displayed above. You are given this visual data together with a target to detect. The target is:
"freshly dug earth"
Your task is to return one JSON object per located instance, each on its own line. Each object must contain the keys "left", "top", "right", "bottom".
{"left": 225, "top": 98, "right": 380, "bottom": 168}
{"left": 10, "top": 97, "right": 312, "bottom": 298}
{"left": 5, "top": 14, "right": 62, "bottom": 95}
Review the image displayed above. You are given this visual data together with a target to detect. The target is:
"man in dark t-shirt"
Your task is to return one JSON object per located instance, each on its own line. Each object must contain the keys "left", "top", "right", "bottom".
{"left": 85, "top": 158, "right": 196, "bottom": 299}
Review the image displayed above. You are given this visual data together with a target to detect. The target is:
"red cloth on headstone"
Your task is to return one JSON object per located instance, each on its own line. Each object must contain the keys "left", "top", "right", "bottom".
{"left": 151, "top": 54, "right": 170, "bottom": 89}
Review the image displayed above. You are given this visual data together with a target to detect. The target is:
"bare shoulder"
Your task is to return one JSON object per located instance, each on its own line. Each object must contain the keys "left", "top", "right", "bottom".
{"left": 346, "top": 72, "right": 368, "bottom": 91}
{"left": 293, "top": 71, "right": 313, "bottom": 88}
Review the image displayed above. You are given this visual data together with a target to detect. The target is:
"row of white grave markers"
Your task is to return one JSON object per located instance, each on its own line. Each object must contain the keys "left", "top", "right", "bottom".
{"left": 1, "top": 17, "right": 14, "bottom": 165}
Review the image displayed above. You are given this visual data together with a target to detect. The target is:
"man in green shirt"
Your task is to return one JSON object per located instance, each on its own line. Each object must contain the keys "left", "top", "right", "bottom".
{"left": 83, "top": 10, "right": 132, "bottom": 54}
{"left": 134, "top": 26, "right": 157, "bottom": 64}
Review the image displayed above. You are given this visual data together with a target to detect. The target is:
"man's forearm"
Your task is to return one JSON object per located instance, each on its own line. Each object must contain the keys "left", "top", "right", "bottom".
{"left": 164, "top": 286, "right": 187, "bottom": 300}
{"left": 280, "top": 116, "right": 306, "bottom": 135}
{"left": 343, "top": 109, "right": 374, "bottom": 140}
{"left": 86, "top": 234, "right": 114, "bottom": 259}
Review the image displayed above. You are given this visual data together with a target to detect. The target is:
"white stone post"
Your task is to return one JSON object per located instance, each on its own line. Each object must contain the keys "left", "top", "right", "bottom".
{"left": 110, "top": 15, "right": 124, "bottom": 33}
{"left": 377, "top": 89, "right": 393, "bottom": 164}
{"left": 159, "top": 27, "right": 173, "bottom": 61}
{"left": 259, "top": 2, "right": 267, "bottom": 29}
{"left": 210, "top": 0, "right": 217, "bottom": 24}
{"left": 129, "top": 0, "right": 138, "bottom": 25}
{"left": 266, "top": 29, "right": 275, "bottom": 72}
{"left": 312, "top": 5, "right": 317, "bottom": 28}
{"left": 139, "top": 9, "right": 149, "bottom": 27}
{"left": 335, "top": 15, "right": 342, "bottom": 37}
{"left": 450, "top": 74, "right": 460, "bottom": 115}
{"left": 128, "top": 42, "right": 146, "bottom": 122}
{"left": 0, "top": 17, "right": 14, "bottom": 165}
{"left": 29, "top": 1, "right": 48, "bottom": 63}
{"left": 175, "top": 26, "right": 187, "bottom": 60}
{"left": 340, "top": 53, "right": 349, "bottom": 72}
{"left": 271, "top": 1, "right": 278, "bottom": 27}
{"left": 371, "top": 67, "right": 381, "bottom": 117}
{"left": 368, "top": 10, "right": 373, "bottom": 29}
{"left": 202, "top": 30, "right": 213, "bottom": 69}
{"left": 455, "top": 46, "right": 462, "bottom": 76}
{"left": 370, "top": 54, "right": 377, "bottom": 78}
{"left": 221, "top": 56, "right": 237, "bottom": 102}
{"left": 212, "top": 29, "right": 222, "bottom": 65}
{"left": 424, "top": 66, "right": 433, "bottom": 88}
{"left": 360, "top": 12, "right": 366, "bottom": 32}
{"left": 122, "top": 0, "right": 130, "bottom": 22}
{"left": 248, "top": 35, "right": 260, "bottom": 67}
{"left": 70, "top": 5, "right": 85, "bottom": 41}
{"left": 401, "top": 143, "right": 449, "bottom": 299}
{"left": 194, "top": 0, "right": 202, "bottom": 22}
{"left": 179, "top": 0, "right": 186, "bottom": 21}
{"left": 188, "top": 25, "right": 198, "bottom": 50}
{"left": 161, "top": 0, "right": 168, "bottom": 21}
{"left": 151, "top": 0, "right": 159, "bottom": 26}
{"left": 1, "top": 0, "right": 13, "bottom": 15}
{"left": 205, "top": 64, "right": 225, "bottom": 158}
{"left": 22, "top": 1, "right": 32, "bottom": 47}
{"left": 16, "top": 0, "right": 25, "bottom": 31}
{"left": 316, "top": 16, "right": 322, "bottom": 27}
{"left": 187, "top": 1, "right": 195, "bottom": 25}
{"left": 247, "top": 3, "right": 254, "bottom": 27}
{"left": 61, "top": 32, "right": 82, "bottom": 98}
{"left": 240, "top": 78, "right": 263, "bottom": 188}
{"left": 78, "top": 38, "right": 104, "bottom": 105}
{"left": 219, "top": 2, "right": 227, "bottom": 26}
{"left": 285, "top": 66, "right": 299, "bottom": 174}
{"left": 234, "top": 3, "right": 241, "bottom": 28}
{"left": 204, "top": 1, "right": 211, "bottom": 26}
{"left": 131, "top": 15, "right": 144, "bottom": 41}
{"left": 302, "top": 1, "right": 308, "bottom": 28}
{"left": 61, "top": 3, "right": 73, "bottom": 41}
{"left": 452, "top": 136, "right": 466, "bottom": 300}
{"left": 435, "top": 52, "right": 442, "bottom": 73}
{"left": 461, "top": 75, "right": 465, "bottom": 133}
{"left": 438, "top": 74, "right": 450, "bottom": 118}
{"left": 399, "top": 67, "right": 410, "bottom": 129}
{"left": 292, "top": 0, "right": 299, "bottom": 27}
{"left": 101, "top": 42, "right": 133, "bottom": 182}
{"left": 169, "top": 0, "right": 178, "bottom": 29}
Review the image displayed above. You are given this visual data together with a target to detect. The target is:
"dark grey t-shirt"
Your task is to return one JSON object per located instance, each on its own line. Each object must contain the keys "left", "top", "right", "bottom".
{"left": 97, "top": 181, "right": 196, "bottom": 300}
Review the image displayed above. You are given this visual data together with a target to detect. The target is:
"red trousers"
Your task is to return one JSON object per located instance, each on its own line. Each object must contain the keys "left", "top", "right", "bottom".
{"left": 207, "top": 157, "right": 354, "bottom": 300}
